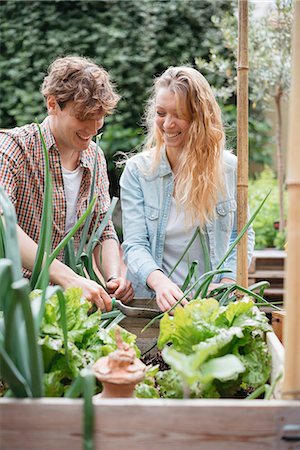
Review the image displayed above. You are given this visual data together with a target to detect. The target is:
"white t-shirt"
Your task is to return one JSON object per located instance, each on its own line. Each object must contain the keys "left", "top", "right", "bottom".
{"left": 61, "top": 165, "right": 84, "bottom": 233}
{"left": 162, "top": 197, "right": 205, "bottom": 290}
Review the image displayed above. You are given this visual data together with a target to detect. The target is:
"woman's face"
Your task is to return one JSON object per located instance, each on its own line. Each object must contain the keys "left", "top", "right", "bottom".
{"left": 155, "top": 87, "right": 190, "bottom": 152}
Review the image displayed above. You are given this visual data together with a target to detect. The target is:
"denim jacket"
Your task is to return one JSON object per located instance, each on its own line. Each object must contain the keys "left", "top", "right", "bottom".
{"left": 120, "top": 148, "right": 255, "bottom": 298}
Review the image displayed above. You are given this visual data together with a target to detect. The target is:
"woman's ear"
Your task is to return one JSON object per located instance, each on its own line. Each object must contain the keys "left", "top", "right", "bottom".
{"left": 46, "top": 95, "right": 59, "bottom": 115}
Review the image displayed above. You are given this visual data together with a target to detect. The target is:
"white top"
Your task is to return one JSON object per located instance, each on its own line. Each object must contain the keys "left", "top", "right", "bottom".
{"left": 61, "top": 165, "right": 84, "bottom": 233}
{"left": 162, "top": 197, "right": 205, "bottom": 291}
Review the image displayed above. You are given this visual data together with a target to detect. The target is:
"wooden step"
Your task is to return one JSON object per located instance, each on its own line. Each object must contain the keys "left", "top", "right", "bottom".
{"left": 249, "top": 270, "right": 285, "bottom": 279}
{"left": 247, "top": 249, "right": 286, "bottom": 303}
{"left": 249, "top": 249, "right": 286, "bottom": 273}
{"left": 263, "top": 288, "right": 285, "bottom": 303}
{"left": 252, "top": 249, "right": 286, "bottom": 259}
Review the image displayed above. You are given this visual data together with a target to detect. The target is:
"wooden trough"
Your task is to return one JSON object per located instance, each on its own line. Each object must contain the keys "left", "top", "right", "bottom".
{"left": 1, "top": 305, "right": 300, "bottom": 450}
{"left": 1, "top": 2, "right": 300, "bottom": 449}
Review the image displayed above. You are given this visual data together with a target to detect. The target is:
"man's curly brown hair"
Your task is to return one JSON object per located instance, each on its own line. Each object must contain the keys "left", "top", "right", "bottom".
{"left": 41, "top": 56, "right": 120, "bottom": 120}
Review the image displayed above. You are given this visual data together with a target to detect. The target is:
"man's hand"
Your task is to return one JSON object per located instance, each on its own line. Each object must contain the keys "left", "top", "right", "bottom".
{"left": 62, "top": 274, "right": 113, "bottom": 312}
{"left": 147, "top": 270, "right": 188, "bottom": 312}
{"left": 16, "top": 224, "right": 113, "bottom": 311}
{"left": 106, "top": 277, "right": 134, "bottom": 303}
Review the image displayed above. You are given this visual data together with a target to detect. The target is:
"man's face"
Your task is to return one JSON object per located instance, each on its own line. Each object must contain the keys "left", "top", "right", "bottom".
{"left": 49, "top": 100, "right": 105, "bottom": 153}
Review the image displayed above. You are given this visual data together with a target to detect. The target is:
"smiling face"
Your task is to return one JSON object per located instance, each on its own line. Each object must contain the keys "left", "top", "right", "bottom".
{"left": 47, "top": 96, "right": 105, "bottom": 154}
{"left": 155, "top": 87, "right": 190, "bottom": 153}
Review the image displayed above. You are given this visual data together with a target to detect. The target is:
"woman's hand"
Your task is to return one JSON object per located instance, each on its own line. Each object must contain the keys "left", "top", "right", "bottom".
{"left": 208, "top": 278, "right": 235, "bottom": 294}
{"left": 147, "top": 270, "right": 188, "bottom": 312}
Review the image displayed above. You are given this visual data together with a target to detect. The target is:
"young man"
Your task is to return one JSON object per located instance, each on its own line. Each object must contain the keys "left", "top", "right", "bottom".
{"left": 0, "top": 55, "right": 133, "bottom": 311}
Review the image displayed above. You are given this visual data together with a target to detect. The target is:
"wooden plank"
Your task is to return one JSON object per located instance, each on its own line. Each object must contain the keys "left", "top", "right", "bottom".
{"left": 249, "top": 252, "right": 286, "bottom": 274}
{"left": 249, "top": 270, "right": 285, "bottom": 279}
{"left": 0, "top": 335, "right": 297, "bottom": 450}
{"left": 271, "top": 311, "right": 286, "bottom": 344}
{"left": 1, "top": 398, "right": 300, "bottom": 450}
{"left": 253, "top": 249, "right": 287, "bottom": 259}
{"left": 283, "top": 0, "right": 300, "bottom": 401}
{"left": 263, "top": 290, "right": 284, "bottom": 298}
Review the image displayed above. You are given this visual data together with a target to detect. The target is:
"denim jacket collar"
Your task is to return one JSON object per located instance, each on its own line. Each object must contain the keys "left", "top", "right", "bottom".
{"left": 144, "top": 146, "right": 173, "bottom": 180}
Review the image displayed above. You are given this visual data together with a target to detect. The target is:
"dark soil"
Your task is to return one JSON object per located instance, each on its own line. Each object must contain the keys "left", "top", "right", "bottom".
{"left": 141, "top": 350, "right": 170, "bottom": 372}
{"left": 141, "top": 351, "right": 260, "bottom": 399}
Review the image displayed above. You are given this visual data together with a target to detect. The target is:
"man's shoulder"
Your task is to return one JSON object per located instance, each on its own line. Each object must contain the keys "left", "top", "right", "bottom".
{"left": 0, "top": 122, "right": 38, "bottom": 139}
{"left": 0, "top": 122, "right": 39, "bottom": 152}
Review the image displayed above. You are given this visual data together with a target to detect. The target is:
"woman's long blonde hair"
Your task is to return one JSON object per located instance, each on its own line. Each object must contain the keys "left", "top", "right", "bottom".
{"left": 143, "top": 66, "right": 225, "bottom": 227}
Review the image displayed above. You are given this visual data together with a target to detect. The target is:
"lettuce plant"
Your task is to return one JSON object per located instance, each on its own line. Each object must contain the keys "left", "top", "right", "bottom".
{"left": 153, "top": 298, "right": 272, "bottom": 399}
{"left": 30, "top": 287, "right": 139, "bottom": 397}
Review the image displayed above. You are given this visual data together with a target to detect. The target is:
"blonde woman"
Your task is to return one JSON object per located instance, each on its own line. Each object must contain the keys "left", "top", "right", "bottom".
{"left": 120, "top": 66, "right": 255, "bottom": 312}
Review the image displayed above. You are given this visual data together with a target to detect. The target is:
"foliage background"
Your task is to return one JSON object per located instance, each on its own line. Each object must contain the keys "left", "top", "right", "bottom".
{"left": 0, "top": 1, "right": 273, "bottom": 189}
{"left": 1, "top": 0, "right": 284, "bottom": 247}
{"left": 0, "top": 0, "right": 231, "bottom": 128}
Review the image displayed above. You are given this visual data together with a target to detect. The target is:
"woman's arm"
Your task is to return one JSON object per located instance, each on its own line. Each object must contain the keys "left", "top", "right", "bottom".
{"left": 120, "top": 161, "right": 161, "bottom": 286}
{"left": 120, "top": 160, "right": 188, "bottom": 311}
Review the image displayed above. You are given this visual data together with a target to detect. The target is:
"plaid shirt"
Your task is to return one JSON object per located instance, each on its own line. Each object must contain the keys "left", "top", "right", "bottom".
{"left": 0, "top": 117, "right": 117, "bottom": 277}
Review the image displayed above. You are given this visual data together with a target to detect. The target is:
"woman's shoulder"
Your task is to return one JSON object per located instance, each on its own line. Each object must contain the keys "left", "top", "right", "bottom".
{"left": 223, "top": 150, "right": 237, "bottom": 170}
{"left": 124, "top": 150, "right": 154, "bottom": 172}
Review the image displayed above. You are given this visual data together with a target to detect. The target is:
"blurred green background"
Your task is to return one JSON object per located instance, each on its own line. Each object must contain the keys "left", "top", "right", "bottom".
{"left": 0, "top": 0, "right": 291, "bottom": 247}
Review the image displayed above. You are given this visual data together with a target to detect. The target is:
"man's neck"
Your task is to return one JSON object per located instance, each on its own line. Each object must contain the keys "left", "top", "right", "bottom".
{"left": 60, "top": 152, "right": 81, "bottom": 171}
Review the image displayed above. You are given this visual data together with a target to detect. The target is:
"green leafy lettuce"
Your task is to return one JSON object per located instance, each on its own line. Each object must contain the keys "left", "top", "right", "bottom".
{"left": 31, "top": 287, "right": 138, "bottom": 396}
{"left": 155, "top": 298, "right": 272, "bottom": 398}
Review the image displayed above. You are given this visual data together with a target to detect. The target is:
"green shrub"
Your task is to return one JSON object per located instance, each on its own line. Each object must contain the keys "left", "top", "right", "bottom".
{"left": 249, "top": 167, "right": 286, "bottom": 249}
{"left": 101, "top": 124, "right": 143, "bottom": 197}
{"left": 0, "top": 0, "right": 233, "bottom": 129}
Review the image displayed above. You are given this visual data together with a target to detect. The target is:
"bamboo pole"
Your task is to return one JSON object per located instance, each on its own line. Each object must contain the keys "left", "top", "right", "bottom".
{"left": 237, "top": 0, "right": 249, "bottom": 290}
{"left": 282, "top": 0, "right": 300, "bottom": 401}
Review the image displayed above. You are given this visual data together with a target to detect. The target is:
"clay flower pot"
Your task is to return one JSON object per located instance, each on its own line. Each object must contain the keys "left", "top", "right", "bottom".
{"left": 93, "top": 328, "right": 146, "bottom": 398}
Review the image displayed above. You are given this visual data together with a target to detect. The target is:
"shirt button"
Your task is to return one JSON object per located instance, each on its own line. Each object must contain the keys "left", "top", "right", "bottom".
{"left": 151, "top": 215, "right": 155, "bottom": 219}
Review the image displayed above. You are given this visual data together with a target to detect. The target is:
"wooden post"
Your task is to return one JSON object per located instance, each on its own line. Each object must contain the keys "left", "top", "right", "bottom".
{"left": 282, "top": 0, "right": 300, "bottom": 401}
{"left": 237, "top": 0, "right": 249, "bottom": 290}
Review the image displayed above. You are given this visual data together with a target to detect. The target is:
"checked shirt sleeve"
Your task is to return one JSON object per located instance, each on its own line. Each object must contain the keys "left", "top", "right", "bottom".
{"left": 0, "top": 132, "right": 23, "bottom": 205}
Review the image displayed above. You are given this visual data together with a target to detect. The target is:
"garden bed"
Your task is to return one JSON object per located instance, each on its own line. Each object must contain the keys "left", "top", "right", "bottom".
{"left": 1, "top": 301, "right": 299, "bottom": 450}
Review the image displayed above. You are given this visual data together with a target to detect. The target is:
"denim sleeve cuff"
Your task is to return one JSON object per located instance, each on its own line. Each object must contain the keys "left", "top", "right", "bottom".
{"left": 137, "top": 261, "right": 162, "bottom": 288}
{"left": 214, "top": 268, "right": 236, "bottom": 283}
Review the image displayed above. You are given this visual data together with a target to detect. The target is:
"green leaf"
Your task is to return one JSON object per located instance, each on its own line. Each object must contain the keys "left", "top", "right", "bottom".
{"left": 0, "top": 215, "right": 5, "bottom": 259}
{"left": 76, "top": 142, "right": 99, "bottom": 263}
{"left": 238, "top": 339, "right": 271, "bottom": 388}
{"left": 64, "top": 238, "right": 77, "bottom": 272}
{"left": 30, "top": 122, "right": 53, "bottom": 289}
{"left": 0, "top": 259, "right": 13, "bottom": 314}
{"left": 57, "top": 289, "right": 69, "bottom": 366}
{"left": 36, "top": 197, "right": 96, "bottom": 288}
{"left": 200, "top": 354, "right": 245, "bottom": 383}
{"left": 82, "top": 368, "right": 95, "bottom": 450}
{"left": 0, "top": 336, "right": 31, "bottom": 397}
{"left": 181, "top": 260, "right": 198, "bottom": 292}
{"left": 12, "top": 279, "right": 44, "bottom": 397}
{"left": 86, "top": 196, "right": 118, "bottom": 258}
{"left": 0, "top": 187, "right": 23, "bottom": 281}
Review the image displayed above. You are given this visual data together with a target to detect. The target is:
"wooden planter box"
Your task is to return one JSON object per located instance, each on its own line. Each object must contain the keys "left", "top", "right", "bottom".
{"left": 1, "top": 301, "right": 300, "bottom": 450}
